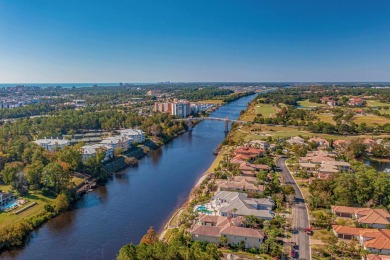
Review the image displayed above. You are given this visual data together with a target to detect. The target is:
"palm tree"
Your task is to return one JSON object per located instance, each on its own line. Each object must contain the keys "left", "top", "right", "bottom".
{"left": 219, "top": 235, "right": 228, "bottom": 246}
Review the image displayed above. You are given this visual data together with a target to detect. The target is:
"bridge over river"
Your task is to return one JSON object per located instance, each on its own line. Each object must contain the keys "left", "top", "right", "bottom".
{"left": 174, "top": 116, "right": 248, "bottom": 132}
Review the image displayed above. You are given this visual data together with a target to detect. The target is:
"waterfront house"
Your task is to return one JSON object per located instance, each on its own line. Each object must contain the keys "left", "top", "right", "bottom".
{"left": 213, "top": 191, "right": 274, "bottom": 220}
{"left": 0, "top": 191, "right": 16, "bottom": 208}
{"left": 191, "top": 214, "right": 265, "bottom": 249}
{"left": 34, "top": 137, "right": 70, "bottom": 152}
{"left": 234, "top": 146, "right": 264, "bottom": 160}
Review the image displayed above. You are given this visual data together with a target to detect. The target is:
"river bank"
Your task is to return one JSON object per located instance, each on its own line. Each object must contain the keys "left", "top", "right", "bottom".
{"left": 1, "top": 94, "right": 257, "bottom": 260}
{"left": 0, "top": 130, "right": 189, "bottom": 253}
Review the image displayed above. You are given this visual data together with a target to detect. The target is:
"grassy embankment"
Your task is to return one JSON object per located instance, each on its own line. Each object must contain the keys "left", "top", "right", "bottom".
{"left": 0, "top": 177, "right": 84, "bottom": 229}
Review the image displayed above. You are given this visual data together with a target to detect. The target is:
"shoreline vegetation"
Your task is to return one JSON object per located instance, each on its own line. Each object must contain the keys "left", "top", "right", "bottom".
{"left": 0, "top": 90, "right": 255, "bottom": 254}
{"left": 118, "top": 86, "right": 390, "bottom": 260}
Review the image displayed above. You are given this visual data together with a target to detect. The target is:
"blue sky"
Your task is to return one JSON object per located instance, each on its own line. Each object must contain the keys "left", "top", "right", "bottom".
{"left": 0, "top": 0, "right": 389, "bottom": 83}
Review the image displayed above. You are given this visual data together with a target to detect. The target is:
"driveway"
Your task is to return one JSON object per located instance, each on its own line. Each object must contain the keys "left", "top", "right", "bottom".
{"left": 276, "top": 157, "right": 311, "bottom": 260}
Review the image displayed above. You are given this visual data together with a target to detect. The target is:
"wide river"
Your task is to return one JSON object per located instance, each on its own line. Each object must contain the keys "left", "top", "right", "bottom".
{"left": 2, "top": 94, "right": 257, "bottom": 260}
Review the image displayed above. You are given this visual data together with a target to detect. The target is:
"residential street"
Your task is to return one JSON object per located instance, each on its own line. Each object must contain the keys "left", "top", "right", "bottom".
{"left": 276, "top": 157, "right": 311, "bottom": 260}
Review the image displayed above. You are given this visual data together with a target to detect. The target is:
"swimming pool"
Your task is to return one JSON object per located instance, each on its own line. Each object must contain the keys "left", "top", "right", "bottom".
{"left": 196, "top": 205, "right": 212, "bottom": 214}
{"left": 2, "top": 200, "right": 19, "bottom": 210}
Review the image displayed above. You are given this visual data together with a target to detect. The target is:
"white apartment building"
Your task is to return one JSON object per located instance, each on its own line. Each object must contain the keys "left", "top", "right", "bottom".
{"left": 100, "top": 135, "right": 133, "bottom": 152}
{"left": 172, "top": 100, "right": 191, "bottom": 118}
{"left": 34, "top": 138, "right": 70, "bottom": 152}
{"left": 80, "top": 144, "right": 114, "bottom": 162}
{"left": 118, "top": 129, "right": 145, "bottom": 143}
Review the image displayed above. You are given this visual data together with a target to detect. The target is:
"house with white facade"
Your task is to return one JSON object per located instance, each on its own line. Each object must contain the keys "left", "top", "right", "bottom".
{"left": 34, "top": 138, "right": 70, "bottom": 152}
{"left": 213, "top": 191, "right": 274, "bottom": 220}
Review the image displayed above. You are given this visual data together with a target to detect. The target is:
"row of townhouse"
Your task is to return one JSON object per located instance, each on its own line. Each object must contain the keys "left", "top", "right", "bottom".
{"left": 34, "top": 129, "right": 145, "bottom": 162}
{"left": 81, "top": 129, "right": 145, "bottom": 162}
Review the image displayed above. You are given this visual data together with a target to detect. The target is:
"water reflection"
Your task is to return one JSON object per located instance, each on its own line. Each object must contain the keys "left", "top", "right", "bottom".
{"left": 1, "top": 94, "right": 257, "bottom": 260}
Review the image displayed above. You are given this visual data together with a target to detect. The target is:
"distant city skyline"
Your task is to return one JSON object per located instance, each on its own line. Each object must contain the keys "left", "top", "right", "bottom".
{"left": 1, "top": 0, "right": 389, "bottom": 83}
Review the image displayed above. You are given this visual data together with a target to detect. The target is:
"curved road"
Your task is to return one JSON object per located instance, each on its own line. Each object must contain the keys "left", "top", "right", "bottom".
{"left": 276, "top": 157, "right": 311, "bottom": 260}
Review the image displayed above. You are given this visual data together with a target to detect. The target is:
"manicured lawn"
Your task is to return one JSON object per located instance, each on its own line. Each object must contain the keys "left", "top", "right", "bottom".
{"left": 232, "top": 124, "right": 390, "bottom": 142}
{"left": 297, "top": 99, "right": 324, "bottom": 108}
{"left": 239, "top": 103, "right": 278, "bottom": 121}
{"left": 254, "top": 104, "right": 278, "bottom": 117}
{"left": 379, "top": 108, "right": 390, "bottom": 115}
{"left": 366, "top": 100, "right": 389, "bottom": 107}
{"left": 0, "top": 190, "right": 54, "bottom": 228}
{"left": 352, "top": 114, "right": 390, "bottom": 125}
{"left": 0, "top": 184, "right": 12, "bottom": 193}
{"left": 316, "top": 114, "right": 336, "bottom": 125}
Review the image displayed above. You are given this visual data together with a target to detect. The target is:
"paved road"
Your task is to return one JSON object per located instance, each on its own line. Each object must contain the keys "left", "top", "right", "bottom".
{"left": 276, "top": 157, "right": 311, "bottom": 260}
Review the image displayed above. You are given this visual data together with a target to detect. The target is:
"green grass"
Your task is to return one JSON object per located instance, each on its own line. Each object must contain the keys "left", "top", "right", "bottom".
{"left": 379, "top": 108, "right": 390, "bottom": 115}
{"left": 162, "top": 228, "right": 174, "bottom": 242}
{"left": 317, "top": 114, "right": 336, "bottom": 125}
{"left": 231, "top": 124, "right": 390, "bottom": 142}
{"left": 240, "top": 103, "right": 278, "bottom": 121}
{"left": 207, "top": 146, "right": 230, "bottom": 172}
{"left": 0, "top": 190, "right": 54, "bottom": 228}
{"left": 366, "top": 100, "right": 389, "bottom": 107}
{"left": 254, "top": 104, "right": 278, "bottom": 117}
{"left": 71, "top": 177, "right": 85, "bottom": 186}
{"left": 0, "top": 184, "right": 12, "bottom": 193}
{"left": 352, "top": 114, "right": 390, "bottom": 125}
{"left": 297, "top": 99, "right": 324, "bottom": 108}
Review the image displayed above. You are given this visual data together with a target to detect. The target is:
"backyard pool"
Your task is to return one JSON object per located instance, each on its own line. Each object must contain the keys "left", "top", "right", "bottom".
{"left": 2, "top": 200, "right": 19, "bottom": 210}
{"left": 196, "top": 205, "right": 213, "bottom": 214}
